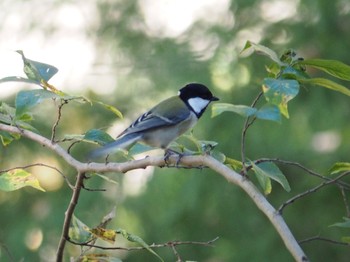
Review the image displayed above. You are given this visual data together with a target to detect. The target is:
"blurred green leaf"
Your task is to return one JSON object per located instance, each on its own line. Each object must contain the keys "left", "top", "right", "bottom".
{"left": 256, "top": 104, "right": 281, "bottom": 122}
{"left": 300, "top": 59, "right": 350, "bottom": 81}
{"left": 329, "top": 162, "right": 350, "bottom": 175}
{"left": 79, "top": 254, "right": 122, "bottom": 262}
{"left": 241, "top": 41, "right": 285, "bottom": 66}
{"left": 15, "top": 89, "right": 61, "bottom": 117}
{"left": 0, "top": 131, "right": 20, "bottom": 146}
{"left": 330, "top": 217, "right": 350, "bottom": 228}
{"left": 84, "top": 129, "right": 115, "bottom": 145}
{"left": 95, "top": 101, "right": 123, "bottom": 119}
{"left": 0, "top": 76, "right": 44, "bottom": 85}
{"left": 251, "top": 161, "right": 291, "bottom": 193}
{"left": 210, "top": 150, "right": 226, "bottom": 163}
{"left": 0, "top": 169, "right": 45, "bottom": 192}
{"left": 299, "top": 78, "right": 350, "bottom": 96}
{"left": 341, "top": 237, "right": 350, "bottom": 244}
{"left": 69, "top": 215, "right": 92, "bottom": 243}
{"left": 128, "top": 142, "right": 155, "bottom": 155}
{"left": 116, "top": 228, "right": 164, "bottom": 262}
{"left": 199, "top": 140, "right": 218, "bottom": 153}
{"left": 211, "top": 103, "right": 257, "bottom": 118}
{"left": 262, "top": 78, "right": 299, "bottom": 118}
{"left": 281, "top": 66, "right": 309, "bottom": 80}
{"left": 225, "top": 157, "right": 243, "bottom": 171}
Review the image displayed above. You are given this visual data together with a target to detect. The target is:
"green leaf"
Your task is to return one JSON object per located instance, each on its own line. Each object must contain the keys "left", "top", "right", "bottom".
{"left": 84, "top": 129, "right": 115, "bottom": 145}
{"left": 329, "top": 162, "right": 350, "bottom": 175}
{"left": 80, "top": 254, "right": 122, "bottom": 262}
{"left": 241, "top": 41, "right": 285, "bottom": 66}
{"left": 95, "top": 101, "right": 123, "bottom": 119}
{"left": 210, "top": 150, "right": 226, "bottom": 163}
{"left": 69, "top": 214, "right": 93, "bottom": 243}
{"left": 0, "top": 76, "right": 44, "bottom": 85}
{"left": 281, "top": 66, "right": 309, "bottom": 80}
{"left": 299, "top": 78, "right": 350, "bottom": 96}
{"left": 256, "top": 104, "right": 281, "bottom": 122}
{"left": 0, "top": 131, "right": 20, "bottom": 146}
{"left": 262, "top": 78, "right": 299, "bottom": 118}
{"left": 251, "top": 161, "right": 291, "bottom": 193}
{"left": 0, "top": 169, "right": 45, "bottom": 192}
{"left": 0, "top": 102, "right": 38, "bottom": 132}
{"left": 16, "top": 50, "right": 58, "bottom": 82}
{"left": 341, "top": 237, "right": 350, "bottom": 244}
{"left": 330, "top": 217, "right": 350, "bottom": 228}
{"left": 15, "top": 89, "right": 61, "bottom": 117}
{"left": 255, "top": 168, "right": 272, "bottom": 195}
{"left": 225, "top": 157, "right": 243, "bottom": 171}
{"left": 117, "top": 228, "right": 164, "bottom": 262}
{"left": 300, "top": 59, "right": 350, "bottom": 81}
{"left": 128, "top": 142, "right": 155, "bottom": 155}
{"left": 199, "top": 140, "right": 218, "bottom": 153}
{"left": 211, "top": 103, "right": 257, "bottom": 118}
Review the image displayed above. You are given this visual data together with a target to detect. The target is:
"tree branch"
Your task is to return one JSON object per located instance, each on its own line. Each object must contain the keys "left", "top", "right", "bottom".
{"left": 0, "top": 123, "right": 309, "bottom": 262}
{"left": 56, "top": 171, "right": 86, "bottom": 262}
{"left": 68, "top": 236, "right": 219, "bottom": 251}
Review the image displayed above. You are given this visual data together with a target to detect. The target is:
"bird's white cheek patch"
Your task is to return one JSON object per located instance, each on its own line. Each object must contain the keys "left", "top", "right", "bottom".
{"left": 187, "top": 97, "right": 210, "bottom": 114}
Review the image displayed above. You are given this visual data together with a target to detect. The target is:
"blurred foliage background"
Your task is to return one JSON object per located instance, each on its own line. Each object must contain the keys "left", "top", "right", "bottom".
{"left": 1, "top": 0, "right": 350, "bottom": 261}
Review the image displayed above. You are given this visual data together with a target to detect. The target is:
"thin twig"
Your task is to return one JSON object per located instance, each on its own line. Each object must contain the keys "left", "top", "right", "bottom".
{"left": 241, "top": 91, "right": 264, "bottom": 175}
{"left": 56, "top": 171, "right": 86, "bottom": 262}
{"left": 0, "top": 241, "right": 15, "bottom": 262}
{"left": 249, "top": 158, "right": 350, "bottom": 190}
{"left": 51, "top": 100, "right": 68, "bottom": 142}
{"left": 340, "top": 187, "right": 350, "bottom": 217}
{"left": 299, "top": 236, "right": 350, "bottom": 246}
{"left": 68, "top": 236, "right": 219, "bottom": 251}
{"left": 170, "top": 243, "right": 182, "bottom": 262}
{"left": 0, "top": 163, "right": 74, "bottom": 189}
{"left": 278, "top": 172, "right": 350, "bottom": 214}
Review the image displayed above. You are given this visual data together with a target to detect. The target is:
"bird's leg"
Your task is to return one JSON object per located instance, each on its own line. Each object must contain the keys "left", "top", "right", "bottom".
{"left": 164, "top": 148, "right": 184, "bottom": 167}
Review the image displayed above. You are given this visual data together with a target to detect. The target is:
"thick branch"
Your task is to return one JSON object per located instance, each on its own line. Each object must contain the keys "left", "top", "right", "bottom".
{"left": 0, "top": 123, "right": 309, "bottom": 261}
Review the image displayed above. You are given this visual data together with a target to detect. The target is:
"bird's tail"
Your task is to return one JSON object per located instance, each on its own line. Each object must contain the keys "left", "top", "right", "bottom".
{"left": 88, "top": 133, "right": 142, "bottom": 159}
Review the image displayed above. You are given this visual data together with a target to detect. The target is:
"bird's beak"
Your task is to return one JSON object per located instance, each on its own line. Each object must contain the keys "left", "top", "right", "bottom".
{"left": 211, "top": 96, "right": 219, "bottom": 101}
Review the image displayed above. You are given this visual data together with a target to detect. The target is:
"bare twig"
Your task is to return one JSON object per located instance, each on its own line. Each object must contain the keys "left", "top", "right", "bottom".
{"left": 0, "top": 162, "right": 74, "bottom": 189}
{"left": 0, "top": 123, "right": 309, "bottom": 262}
{"left": 68, "top": 236, "right": 219, "bottom": 251}
{"left": 0, "top": 241, "right": 15, "bottom": 262}
{"left": 299, "top": 236, "right": 350, "bottom": 246}
{"left": 241, "top": 91, "right": 264, "bottom": 175}
{"left": 170, "top": 243, "right": 183, "bottom": 262}
{"left": 278, "top": 172, "right": 350, "bottom": 214}
{"left": 51, "top": 100, "right": 68, "bottom": 142}
{"left": 340, "top": 187, "right": 350, "bottom": 217}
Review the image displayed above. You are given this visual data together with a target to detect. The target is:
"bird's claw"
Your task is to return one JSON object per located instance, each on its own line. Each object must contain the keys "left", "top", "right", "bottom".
{"left": 164, "top": 149, "right": 184, "bottom": 167}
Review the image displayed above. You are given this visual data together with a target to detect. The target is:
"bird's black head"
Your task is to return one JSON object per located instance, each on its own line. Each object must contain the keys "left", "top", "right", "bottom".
{"left": 179, "top": 83, "right": 218, "bottom": 101}
{"left": 179, "top": 83, "right": 219, "bottom": 118}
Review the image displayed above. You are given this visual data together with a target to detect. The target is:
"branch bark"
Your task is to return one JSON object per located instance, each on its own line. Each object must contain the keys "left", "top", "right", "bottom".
{"left": 0, "top": 123, "right": 309, "bottom": 262}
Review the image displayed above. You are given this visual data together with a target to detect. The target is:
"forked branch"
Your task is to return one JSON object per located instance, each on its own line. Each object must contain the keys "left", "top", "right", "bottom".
{"left": 0, "top": 123, "right": 308, "bottom": 262}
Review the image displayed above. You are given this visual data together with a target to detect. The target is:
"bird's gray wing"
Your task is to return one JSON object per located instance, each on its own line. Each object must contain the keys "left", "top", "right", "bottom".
{"left": 118, "top": 98, "right": 191, "bottom": 137}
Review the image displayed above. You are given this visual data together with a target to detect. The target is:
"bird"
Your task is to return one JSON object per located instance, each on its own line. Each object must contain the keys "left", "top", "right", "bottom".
{"left": 89, "top": 83, "right": 219, "bottom": 159}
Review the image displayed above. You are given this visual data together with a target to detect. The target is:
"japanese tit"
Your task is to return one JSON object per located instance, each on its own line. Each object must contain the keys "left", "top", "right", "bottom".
{"left": 89, "top": 83, "right": 219, "bottom": 158}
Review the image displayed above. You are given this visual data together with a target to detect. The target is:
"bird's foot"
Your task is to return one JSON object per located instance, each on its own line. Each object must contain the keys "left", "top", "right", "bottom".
{"left": 164, "top": 148, "right": 184, "bottom": 167}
